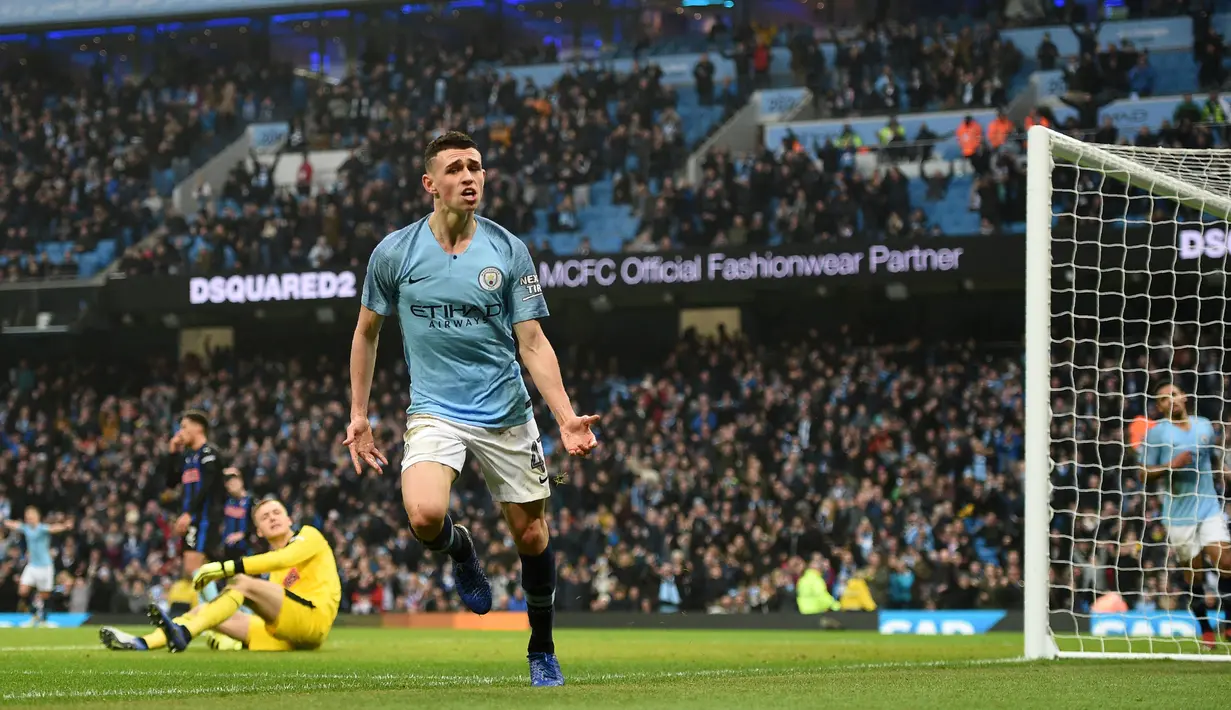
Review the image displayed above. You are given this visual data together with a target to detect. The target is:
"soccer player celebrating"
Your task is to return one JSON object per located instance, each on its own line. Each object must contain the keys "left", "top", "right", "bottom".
{"left": 1139, "top": 382, "right": 1231, "bottom": 647}
{"left": 3, "top": 507, "right": 73, "bottom": 626}
{"left": 161, "top": 410, "right": 228, "bottom": 612}
{"left": 99, "top": 496, "right": 340, "bottom": 652}
{"left": 344, "top": 131, "right": 598, "bottom": 687}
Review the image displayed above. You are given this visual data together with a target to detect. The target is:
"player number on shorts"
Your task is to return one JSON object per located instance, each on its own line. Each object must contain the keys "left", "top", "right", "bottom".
{"left": 530, "top": 437, "right": 546, "bottom": 473}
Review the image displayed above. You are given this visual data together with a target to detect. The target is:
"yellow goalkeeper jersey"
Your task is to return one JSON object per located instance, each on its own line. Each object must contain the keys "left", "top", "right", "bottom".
{"left": 241, "top": 525, "right": 341, "bottom": 619}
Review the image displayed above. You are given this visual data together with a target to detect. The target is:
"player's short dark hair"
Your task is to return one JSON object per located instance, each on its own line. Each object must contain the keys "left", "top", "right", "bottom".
{"left": 181, "top": 409, "right": 210, "bottom": 434}
{"left": 1151, "top": 380, "right": 1179, "bottom": 396}
{"left": 251, "top": 495, "right": 286, "bottom": 523}
{"left": 425, "top": 131, "right": 479, "bottom": 170}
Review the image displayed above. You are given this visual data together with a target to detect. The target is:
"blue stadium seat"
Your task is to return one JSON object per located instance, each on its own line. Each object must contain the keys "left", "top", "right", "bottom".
{"left": 913, "top": 176, "right": 981, "bottom": 235}
{"left": 26, "top": 238, "right": 113, "bottom": 277}
{"left": 523, "top": 178, "right": 645, "bottom": 253}
{"left": 1150, "top": 50, "right": 1201, "bottom": 95}
{"left": 676, "top": 87, "right": 727, "bottom": 147}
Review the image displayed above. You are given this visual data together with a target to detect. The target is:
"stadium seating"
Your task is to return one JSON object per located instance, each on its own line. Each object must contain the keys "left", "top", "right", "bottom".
{"left": 0, "top": 55, "right": 291, "bottom": 282}
{"left": 6, "top": 10, "right": 1226, "bottom": 269}
{"left": 125, "top": 50, "right": 736, "bottom": 275}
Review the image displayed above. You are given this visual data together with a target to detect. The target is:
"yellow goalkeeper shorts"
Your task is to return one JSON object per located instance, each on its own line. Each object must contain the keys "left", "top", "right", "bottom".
{"left": 247, "top": 591, "right": 332, "bottom": 651}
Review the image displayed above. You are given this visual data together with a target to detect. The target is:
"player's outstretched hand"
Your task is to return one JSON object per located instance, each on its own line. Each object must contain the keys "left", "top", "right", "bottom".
{"left": 344, "top": 417, "right": 389, "bottom": 474}
{"left": 560, "top": 414, "right": 600, "bottom": 457}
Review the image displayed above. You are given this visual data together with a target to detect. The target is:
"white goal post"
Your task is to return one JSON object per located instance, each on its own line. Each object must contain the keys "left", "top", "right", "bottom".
{"left": 1025, "top": 124, "right": 1231, "bottom": 661}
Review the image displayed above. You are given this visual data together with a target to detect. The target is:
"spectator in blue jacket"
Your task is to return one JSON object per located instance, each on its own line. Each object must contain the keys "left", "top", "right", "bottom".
{"left": 1127, "top": 53, "right": 1156, "bottom": 97}
{"left": 888, "top": 558, "right": 915, "bottom": 609}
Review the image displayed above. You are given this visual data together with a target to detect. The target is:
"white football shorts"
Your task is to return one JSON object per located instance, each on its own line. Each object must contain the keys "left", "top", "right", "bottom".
{"left": 401, "top": 413, "right": 550, "bottom": 503}
{"left": 19, "top": 565, "right": 54, "bottom": 593}
{"left": 1167, "top": 515, "right": 1231, "bottom": 562}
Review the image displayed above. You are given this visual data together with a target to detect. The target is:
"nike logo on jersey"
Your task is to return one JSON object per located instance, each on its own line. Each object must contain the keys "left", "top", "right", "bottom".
{"left": 407, "top": 275, "right": 429, "bottom": 285}
{"left": 538, "top": 475, "right": 549, "bottom": 485}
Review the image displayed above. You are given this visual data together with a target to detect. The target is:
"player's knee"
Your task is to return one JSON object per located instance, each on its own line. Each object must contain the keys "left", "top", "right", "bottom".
{"left": 229, "top": 574, "right": 256, "bottom": 593}
{"left": 406, "top": 503, "right": 448, "bottom": 539}
{"left": 511, "top": 517, "right": 549, "bottom": 555}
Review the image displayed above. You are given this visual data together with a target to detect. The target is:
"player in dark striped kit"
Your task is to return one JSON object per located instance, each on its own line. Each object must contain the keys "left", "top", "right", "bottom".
{"left": 222, "top": 468, "right": 253, "bottom": 560}
{"left": 161, "top": 410, "right": 227, "bottom": 613}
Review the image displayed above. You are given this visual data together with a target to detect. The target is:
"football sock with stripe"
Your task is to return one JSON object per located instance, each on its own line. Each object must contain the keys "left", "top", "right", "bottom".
{"left": 417, "top": 514, "right": 473, "bottom": 563}
{"left": 168, "top": 578, "right": 197, "bottom": 617}
{"left": 520, "top": 544, "right": 556, "bottom": 655}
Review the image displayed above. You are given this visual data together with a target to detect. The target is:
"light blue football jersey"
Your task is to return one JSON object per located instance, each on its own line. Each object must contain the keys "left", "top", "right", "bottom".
{"left": 362, "top": 215, "right": 549, "bottom": 428}
{"left": 1140, "top": 416, "right": 1223, "bottom": 527}
{"left": 21, "top": 523, "right": 52, "bottom": 568}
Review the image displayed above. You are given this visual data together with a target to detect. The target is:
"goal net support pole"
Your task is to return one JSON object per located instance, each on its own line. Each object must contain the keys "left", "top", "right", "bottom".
{"left": 1024, "top": 124, "right": 1231, "bottom": 661}
{"left": 1024, "top": 125, "right": 1058, "bottom": 661}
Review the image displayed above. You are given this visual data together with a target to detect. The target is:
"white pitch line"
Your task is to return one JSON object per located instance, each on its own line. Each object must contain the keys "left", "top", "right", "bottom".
{"left": 830, "top": 656, "right": 1028, "bottom": 672}
{"left": 0, "top": 657, "right": 1035, "bottom": 701}
{"left": 3, "top": 674, "right": 509, "bottom": 701}
{"left": 10, "top": 682, "right": 322, "bottom": 701}
{"left": 10, "top": 670, "right": 514, "bottom": 681}
{"left": 0, "top": 645, "right": 98, "bottom": 652}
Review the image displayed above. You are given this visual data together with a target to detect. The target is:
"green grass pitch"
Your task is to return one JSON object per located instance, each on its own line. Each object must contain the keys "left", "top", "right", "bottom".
{"left": 2, "top": 627, "right": 1230, "bottom": 708}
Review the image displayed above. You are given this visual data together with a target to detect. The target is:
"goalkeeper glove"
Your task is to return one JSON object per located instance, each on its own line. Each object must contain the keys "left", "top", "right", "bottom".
{"left": 191, "top": 559, "right": 245, "bottom": 590}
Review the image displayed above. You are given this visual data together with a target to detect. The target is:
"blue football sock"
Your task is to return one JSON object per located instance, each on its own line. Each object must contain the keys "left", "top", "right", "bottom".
{"left": 520, "top": 545, "right": 556, "bottom": 655}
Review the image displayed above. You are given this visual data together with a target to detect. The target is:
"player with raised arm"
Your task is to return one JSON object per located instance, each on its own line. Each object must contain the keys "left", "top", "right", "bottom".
{"left": 98, "top": 497, "right": 340, "bottom": 652}
{"left": 3, "top": 507, "right": 73, "bottom": 626}
{"left": 344, "top": 131, "right": 599, "bottom": 687}
{"left": 160, "top": 410, "right": 228, "bottom": 611}
{"left": 1139, "top": 383, "right": 1231, "bottom": 647}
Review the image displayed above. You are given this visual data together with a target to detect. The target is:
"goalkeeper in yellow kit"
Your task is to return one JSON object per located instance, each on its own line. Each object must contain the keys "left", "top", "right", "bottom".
{"left": 99, "top": 497, "right": 340, "bottom": 652}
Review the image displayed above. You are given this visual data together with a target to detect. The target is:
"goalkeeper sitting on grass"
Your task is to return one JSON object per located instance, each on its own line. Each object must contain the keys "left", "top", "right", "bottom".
{"left": 100, "top": 497, "right": 341, "bottom": 652}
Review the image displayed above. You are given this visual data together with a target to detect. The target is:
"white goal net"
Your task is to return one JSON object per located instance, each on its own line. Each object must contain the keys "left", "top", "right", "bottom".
{"left": 1025, "top": 125, "right": 1231, "bottom": 661}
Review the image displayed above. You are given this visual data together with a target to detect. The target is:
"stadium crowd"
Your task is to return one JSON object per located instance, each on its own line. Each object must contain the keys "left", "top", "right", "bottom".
{"left": 118, "top": 41, "right": 698, "bottom": 275}
{"left": 0, "top": 332, "right": 1029, "bottom": 616}
{"left": 618, "top": 148, "right": 944, "bottom": 250}
{"left": 36, "top": 13, "right": 1048, "bottom": 277}
{"left": 817, "top": 21, "right": 1023, "bottom": 117}
{"left": 0, "top": 48, "right": 292, "bottom": 283}
{"left": 11, "top": 0, "right": 1231, "bottom": 278}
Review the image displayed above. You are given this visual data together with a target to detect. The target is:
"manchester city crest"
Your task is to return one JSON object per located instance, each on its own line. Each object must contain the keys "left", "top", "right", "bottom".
{"left": 478, "top": 266, "right": 503, "bottom": 291}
